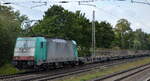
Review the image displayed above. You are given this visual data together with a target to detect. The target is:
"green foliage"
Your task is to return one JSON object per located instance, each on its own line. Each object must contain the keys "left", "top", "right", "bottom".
{"left": 113, "top": 19, "right": 150, "bottom": 50}
{"left": 95, "top": 21, "right": 114, "bottom": 48}
{"left": 114, "top": 19, "right": 132, "bottom": 49}
{"left": 132, "top": 29, "right": 150, "bottom": 50}
{"left": 0, "top": 64, "right": 22, "bottom": 75}
{"left": 31, "top": 5, "right": 114, "bottom": 56}
{"left": 32, "top": 5, "right": 91, "bottom": 56}
{"left": 0, "top": 5, "right": 27, "bottom": 66}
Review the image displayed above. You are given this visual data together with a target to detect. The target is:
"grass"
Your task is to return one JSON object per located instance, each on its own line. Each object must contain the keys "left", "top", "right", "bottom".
{"left": 57, "top": 57, "right": 150, "bottom": 81}
{"left": 0, "top": 64, "right": 22, "bottom": 75}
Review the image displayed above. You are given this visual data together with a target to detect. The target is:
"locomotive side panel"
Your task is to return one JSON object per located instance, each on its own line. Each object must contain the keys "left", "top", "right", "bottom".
{"left": 46, "top": 39, "right": 78, "bottom": 63}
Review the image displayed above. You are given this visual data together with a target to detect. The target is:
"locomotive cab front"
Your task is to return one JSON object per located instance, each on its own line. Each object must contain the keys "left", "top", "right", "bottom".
{"left": 12, "top": 37, "right": 47, "bottom": 69}
{"left": 13, "top": 38, "right": 36, "bottom": 69}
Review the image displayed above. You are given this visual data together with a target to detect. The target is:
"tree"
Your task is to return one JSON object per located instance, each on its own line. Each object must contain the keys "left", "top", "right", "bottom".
{"left": 32, "top": 5, "right": 91, "bottom": 56}
{"left": 95, "top": 21, "right": 114, "bottom": 48}
{"left": 114, "top": 19, "right": 132, "bottom": 49}
{"left": 133, "top": 29, "right": 147, "bottom": 49}
{"left": 31, "top": 5, "right": 115, "bottom": 56}
{"left": 0, "top": 5, "right": 27, "bottom": 66}
{"left": 145, "top": 34, "right": 150, "bottom": 50}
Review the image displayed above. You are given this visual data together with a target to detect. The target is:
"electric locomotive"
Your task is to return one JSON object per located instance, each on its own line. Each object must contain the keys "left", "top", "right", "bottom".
{"left": 12, "top": 37, "right": 79, "bottom": 69}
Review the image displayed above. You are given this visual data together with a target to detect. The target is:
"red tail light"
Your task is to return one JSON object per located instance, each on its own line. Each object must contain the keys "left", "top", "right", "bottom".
{"left": 13, "top": 56, "right": 34, "bottom": 60}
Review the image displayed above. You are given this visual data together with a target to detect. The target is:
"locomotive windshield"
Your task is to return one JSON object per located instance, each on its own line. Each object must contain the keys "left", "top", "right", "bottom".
{"left": 16, "top": 40, "right": 35, "bottom": 48}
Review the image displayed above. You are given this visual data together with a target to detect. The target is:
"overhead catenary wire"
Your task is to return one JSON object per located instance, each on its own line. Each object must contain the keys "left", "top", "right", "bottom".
{"left": 0, "top": 1, "right": 49, "bottom": 14}
{"left": 90, "top": 0, "right": 150, "bottom": 31}
{"left": 1, "top": 0, "right": 150, "bottom": 31}
{"left": 131, "top": 0, "right": 150, "bottom": 5}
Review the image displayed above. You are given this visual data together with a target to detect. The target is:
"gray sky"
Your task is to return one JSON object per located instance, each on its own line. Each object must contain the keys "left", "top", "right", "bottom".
{"left": 2, "top": 0, "right": 150, "bottom": 33}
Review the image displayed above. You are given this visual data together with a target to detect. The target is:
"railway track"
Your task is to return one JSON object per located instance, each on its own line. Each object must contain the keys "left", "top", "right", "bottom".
{"left": 0, "top": 57, "right": 146, "bottom": 81}
{"left": 92, "top": 60, "right": 150, "bottom": 81}
{"left": 0, "top": 70, "right": 36, "bottom": 79}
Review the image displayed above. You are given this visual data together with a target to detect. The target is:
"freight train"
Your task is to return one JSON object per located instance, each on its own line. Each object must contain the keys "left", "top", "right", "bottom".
{"left": 12, "top": 37, "right": 150, "bottom": 69}
{"left": 12, "top": 37, "right": 81, "bottom": 69}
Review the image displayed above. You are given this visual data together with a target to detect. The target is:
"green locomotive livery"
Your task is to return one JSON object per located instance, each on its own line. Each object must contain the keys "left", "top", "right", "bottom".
{"left": 13, "top": 37, "right": 79, "bottom": 69}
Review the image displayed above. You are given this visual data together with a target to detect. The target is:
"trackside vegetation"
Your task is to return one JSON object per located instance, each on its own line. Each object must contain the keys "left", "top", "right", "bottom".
{"left": 56, "top": 57, "right": 150, "bottom": 81}
{"left": 0, "top": 5, "right": 27, "bottom": 67}
{"left": 0, "top": 64, "right": 22, "bottom": 75}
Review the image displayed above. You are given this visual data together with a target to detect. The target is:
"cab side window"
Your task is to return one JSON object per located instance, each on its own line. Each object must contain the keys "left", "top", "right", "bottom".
{"left": 41, "top": 42, "right": 43, "bottom": 48}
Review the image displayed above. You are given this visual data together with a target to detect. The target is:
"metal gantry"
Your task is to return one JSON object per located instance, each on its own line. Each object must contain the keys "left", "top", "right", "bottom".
{"left": 59, "top": 0, "right": 96, "bottom": 62}
{"left": 78, "top": 1, "right": 96, "bottom": 62}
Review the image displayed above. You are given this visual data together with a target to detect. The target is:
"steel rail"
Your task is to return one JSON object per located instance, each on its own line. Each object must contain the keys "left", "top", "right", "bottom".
{"left": 19, "top": 58, "right": 144, "bottom": 81}
{"left": 92, "top": 62, "right": 150, "bottom": 81}
{"left": 0, "top": 57, "right": 147, "bottom": 81}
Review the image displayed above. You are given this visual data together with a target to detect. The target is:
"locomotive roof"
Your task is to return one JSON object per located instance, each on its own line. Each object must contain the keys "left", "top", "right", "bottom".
{"left": 17, "top": 37, "right": 77, "bottom": 44}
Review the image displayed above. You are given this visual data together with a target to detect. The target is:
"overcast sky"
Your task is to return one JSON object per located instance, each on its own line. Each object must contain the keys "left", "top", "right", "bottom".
{"left": 1, "top": 0, "right": 150, "bottom": 33}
